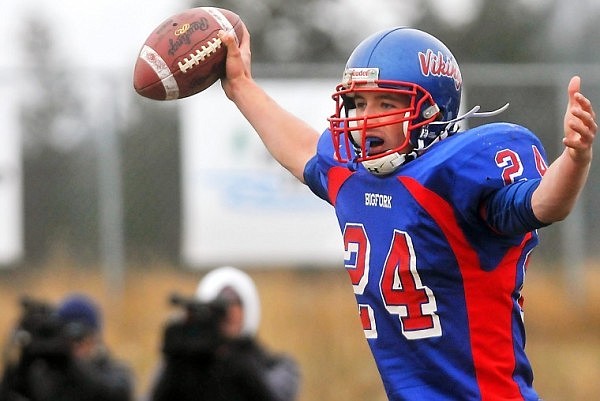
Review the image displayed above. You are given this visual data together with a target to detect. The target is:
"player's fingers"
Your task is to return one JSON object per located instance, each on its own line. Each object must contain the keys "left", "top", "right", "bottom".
{"left": 219, "top": 29, "right": 237, "bottom": 51}
{"left": 563, "top": 118, "right": 594, "bottom": 146}
{"left": 565, "top": 78, "right": 594, "bottom": 127}
{"left": 575, "top": 92, "right": 597, "bottom": 122}
{"left": 570, "top": 98, "right": 598, "bottom": 135}
{"left": 566, "top": 118, "right": 593, "bottom": 142}
{"left": 563, "top": 137, "right": 593, "bottom": 155}
{"left": 565, "top": 117, "right": 595, "bottom": 155}
{"left": 565, "top": 78, "right": 597, "bottom": 142}
{"left": 562, "top": 138, "right": 588, "bottom": 155}
{"left": 567, "top": 76, "right": 581, "bottom": 106}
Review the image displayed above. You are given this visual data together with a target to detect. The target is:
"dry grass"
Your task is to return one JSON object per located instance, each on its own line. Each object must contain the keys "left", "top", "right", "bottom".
{"left": 0, "top": 262, "right": 598, "bottom": 401}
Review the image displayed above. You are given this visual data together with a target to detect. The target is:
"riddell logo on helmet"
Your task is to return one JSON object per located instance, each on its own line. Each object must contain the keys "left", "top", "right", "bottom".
{"left": 342, "top": 68, "right": 380, "bottom": 85}
{"left": 418, "top": 49, "right": 462, "bottom": 90}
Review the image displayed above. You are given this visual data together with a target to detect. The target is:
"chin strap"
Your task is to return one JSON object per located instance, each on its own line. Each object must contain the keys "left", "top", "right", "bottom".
{"left": 429, "top": 103, "right": 510, "bottom": 126}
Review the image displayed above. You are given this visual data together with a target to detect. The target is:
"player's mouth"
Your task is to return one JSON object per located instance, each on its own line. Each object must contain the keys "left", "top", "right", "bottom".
{"left": 365, "top": 137, "right": 385, "bottom": 156}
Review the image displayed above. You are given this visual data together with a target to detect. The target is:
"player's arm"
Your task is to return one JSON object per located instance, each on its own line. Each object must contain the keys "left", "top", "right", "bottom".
{"left": 532, "top": 76, "right": 597, "bottom": 223}
{"left": 218, "top": 25, "right": 320, "bottom": 184}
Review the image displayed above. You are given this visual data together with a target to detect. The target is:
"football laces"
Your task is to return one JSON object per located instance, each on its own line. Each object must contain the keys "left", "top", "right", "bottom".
{"left": 178, "top": 37, "right": 222, "bottom": 73}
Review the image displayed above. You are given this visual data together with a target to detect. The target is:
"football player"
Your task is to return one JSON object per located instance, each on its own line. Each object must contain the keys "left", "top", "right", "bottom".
{"left": 218, "top": 25, "right": 596, "bottom": 400}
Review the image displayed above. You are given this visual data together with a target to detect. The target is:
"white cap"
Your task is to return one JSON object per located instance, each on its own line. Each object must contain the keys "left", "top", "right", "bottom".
{"left": 195, "top": 266, "right": 261, "bottom": 336}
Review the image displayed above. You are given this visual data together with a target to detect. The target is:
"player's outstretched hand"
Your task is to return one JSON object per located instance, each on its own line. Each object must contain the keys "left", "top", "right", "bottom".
{"left": 563, "top": 76, "right": 597, "bottom": 163}
{"left": 219, "top": 22, "right": 252, "bottom": 101}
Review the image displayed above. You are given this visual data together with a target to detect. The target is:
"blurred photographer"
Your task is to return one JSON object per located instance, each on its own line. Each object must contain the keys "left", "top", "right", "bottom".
{"left": 0, "top": 294, "right": 134, "bottom": 401}
{"left": 148, "top": 266, "right": 300, "bottom": 401}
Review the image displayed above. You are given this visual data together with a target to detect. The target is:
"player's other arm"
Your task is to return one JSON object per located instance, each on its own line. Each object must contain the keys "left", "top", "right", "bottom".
{"left": 218, "top": 25, "right": 319, "bottom": 184}
{"left": 532, "top": 76, "right": 597, "bottom": 223}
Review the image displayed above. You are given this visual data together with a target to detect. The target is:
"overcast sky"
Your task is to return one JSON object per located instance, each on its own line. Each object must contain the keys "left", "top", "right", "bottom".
{"left": 0, "top": 0, "right": 489, "bottom": 71}
{"left": 0, "top": 0, "right": 187, "bottom": 70}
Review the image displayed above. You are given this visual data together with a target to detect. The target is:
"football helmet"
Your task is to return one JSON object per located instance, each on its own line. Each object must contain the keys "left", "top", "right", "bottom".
{"left": 329, "top": 27, "right": 463, "bottom": 175}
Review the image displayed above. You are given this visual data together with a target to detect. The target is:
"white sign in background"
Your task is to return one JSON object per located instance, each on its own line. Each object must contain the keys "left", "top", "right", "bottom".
{"left": 0, "top": 83, "right": 24, "bottom": 266}
{"left": 180, "top": 79, "right": 344, "bottom": 268}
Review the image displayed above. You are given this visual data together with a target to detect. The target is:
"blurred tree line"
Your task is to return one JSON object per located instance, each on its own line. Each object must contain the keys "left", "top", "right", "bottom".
{"left": 18, "top": 0, "right": 599, "bottom": 267}
{"left": 20, "top": 18, "right": 181, "bottom": 266}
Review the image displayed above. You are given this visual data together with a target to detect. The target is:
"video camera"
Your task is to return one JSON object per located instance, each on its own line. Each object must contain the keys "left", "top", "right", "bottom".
{"left": 161, "top": 293, "right": 229, "bottom": 358}
{"left": 2, "top": 296, "right": 72, "bottom": 385}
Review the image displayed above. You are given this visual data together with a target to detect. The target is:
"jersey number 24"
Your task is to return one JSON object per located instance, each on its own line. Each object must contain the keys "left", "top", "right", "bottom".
{"left": 344, "top": 223, "right": 442, "bottom": 340}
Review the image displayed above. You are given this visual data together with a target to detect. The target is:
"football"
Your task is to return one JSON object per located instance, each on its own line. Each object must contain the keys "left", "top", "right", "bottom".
{"left": 133, "top": 7, "right": 244, "bottom": 101}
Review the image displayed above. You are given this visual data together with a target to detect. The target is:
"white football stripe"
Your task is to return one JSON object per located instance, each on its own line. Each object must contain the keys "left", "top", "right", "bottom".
{"left": 204, "top": 7, "right": 235, "bottom": 37}
{"left": 140, "top": 45, "right": 180, "bottom": 100}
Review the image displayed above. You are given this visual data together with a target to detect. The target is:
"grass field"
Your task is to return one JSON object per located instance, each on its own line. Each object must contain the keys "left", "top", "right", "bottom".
{"left": 0, "top": 262, "right": 598, "bottom": 401}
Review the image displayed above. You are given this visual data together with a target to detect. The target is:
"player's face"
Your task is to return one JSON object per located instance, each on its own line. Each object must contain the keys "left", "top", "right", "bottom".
{"left": 353, "top": 91, "right": 412, "bottom": 156}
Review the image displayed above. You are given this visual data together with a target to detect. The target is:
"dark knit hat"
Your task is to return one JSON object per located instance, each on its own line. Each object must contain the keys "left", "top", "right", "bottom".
{"left": 57, "top": 294, "right": 101, "bottom": 332}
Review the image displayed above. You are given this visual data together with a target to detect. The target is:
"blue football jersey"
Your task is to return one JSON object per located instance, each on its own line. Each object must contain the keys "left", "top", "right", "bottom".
{"left": 304, "top": 122, "right": 548, "bottom": 401}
